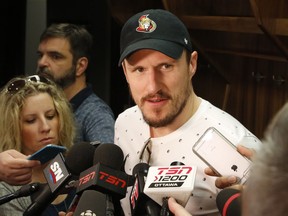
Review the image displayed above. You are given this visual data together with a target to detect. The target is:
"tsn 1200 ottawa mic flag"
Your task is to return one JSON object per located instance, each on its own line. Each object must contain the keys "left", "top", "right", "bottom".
{"left": 23, "top": 142, "right": 96, "bottom": 216}
{"left": 143, "top": 164, "right": 197, "bottom": 208}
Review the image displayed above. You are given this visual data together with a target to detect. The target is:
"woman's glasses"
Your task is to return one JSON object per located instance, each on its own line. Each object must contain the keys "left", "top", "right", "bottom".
{"left": 6, "top": 75, "right": 51, "bottom": 94}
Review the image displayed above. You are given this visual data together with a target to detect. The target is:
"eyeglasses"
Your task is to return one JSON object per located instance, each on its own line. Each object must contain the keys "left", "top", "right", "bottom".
{"left": 6, "top": 75, "right": 51, "bottom": 94}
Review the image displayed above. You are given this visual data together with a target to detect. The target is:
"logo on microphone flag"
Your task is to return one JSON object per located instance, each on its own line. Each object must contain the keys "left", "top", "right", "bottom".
{"left": 144, "top": 165, "right": 197, "bottom": 207}
{"left": 43, "top": 153, "right": 71, "bottom": 193}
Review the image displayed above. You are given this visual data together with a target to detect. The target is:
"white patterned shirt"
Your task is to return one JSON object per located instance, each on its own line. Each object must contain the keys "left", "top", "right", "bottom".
{"left": 115, "top": 98, "right": 261, "bottom": 216}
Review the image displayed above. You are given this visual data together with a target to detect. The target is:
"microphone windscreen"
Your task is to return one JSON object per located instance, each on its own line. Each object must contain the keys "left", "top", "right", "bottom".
{"left": 216, "top": 188, "right": 241, "bottom": 216}
{"left": 132, "top": 163, "right": 150, "bottom": 176}
{"left": 170, "top": 161, "right": 185, "bottom": 166}
{"left": 73, "top": 190, "right": 107, "bottom": 216}
{"left": 93, "top": 143, "right": 124, "bottom": 170}
{"left": 65, "top": 142, "right": 96, "bottom": 175}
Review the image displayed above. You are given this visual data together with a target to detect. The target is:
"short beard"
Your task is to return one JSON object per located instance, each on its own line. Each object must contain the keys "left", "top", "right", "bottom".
{"left": 141, "top": 86, "right": 191, "bottom": 128}
{"left": 37, "top": 66, "right": 77, "bottom": 89}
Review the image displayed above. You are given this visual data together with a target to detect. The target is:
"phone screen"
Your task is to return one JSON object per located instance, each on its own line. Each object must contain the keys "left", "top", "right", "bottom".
{"left": 28, "top": 144, "right": 67, "bottom": 164}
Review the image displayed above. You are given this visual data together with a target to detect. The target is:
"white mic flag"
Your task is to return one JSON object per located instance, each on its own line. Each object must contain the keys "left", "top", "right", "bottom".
{"left": 144, "top": 165, "right": 197, "bottom": 206}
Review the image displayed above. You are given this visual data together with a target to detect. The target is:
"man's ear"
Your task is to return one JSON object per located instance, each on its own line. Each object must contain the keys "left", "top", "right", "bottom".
{"left": 76, "top": 57, "right": 88, "bottom": 77}
{"left": 122, "top": 61, "right": 129, "bottom": 84}
{"left": 189, "top": 51, "right": 198, "bottom": 79}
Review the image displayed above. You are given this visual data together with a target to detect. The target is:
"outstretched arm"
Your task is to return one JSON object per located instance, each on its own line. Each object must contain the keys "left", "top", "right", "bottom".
{"left": 0, "top": 150, "right": 40, "bottom": 185}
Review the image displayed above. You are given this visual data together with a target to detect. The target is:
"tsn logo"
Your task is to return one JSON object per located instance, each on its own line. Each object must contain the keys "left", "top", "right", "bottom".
{"left": 130, "top": 178, "right": 139, "bottom": 209}
{"left": 153, "top": 166, "right": 193, "bottom": 182}
{"left": 79, "top": 171, "right": 127, "bottom": 188}
{"left": 49, "top": 162, "right": 64, "bottom": 183}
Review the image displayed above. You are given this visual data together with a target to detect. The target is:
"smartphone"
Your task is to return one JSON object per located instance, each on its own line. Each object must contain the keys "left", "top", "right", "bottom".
{"left": 192, "top": 127, "right": 251, "bottom": 184}
{"left": 27, "top": 144, "right": 67, "bottom": 164}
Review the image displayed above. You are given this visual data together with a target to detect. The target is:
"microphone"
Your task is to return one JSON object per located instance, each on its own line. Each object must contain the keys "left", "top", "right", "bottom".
{"left": 75, "top": 143, "right": 128, "bottom": 216}
{"left": 76, "top": 143, "right": 128, "bottom": 199}
{"left": 216, "top": 188, "right": 241, "bottom": 216}
{"left": 159, "top": 162, "right": 185, "bottom": 216}
{"left": 73, "top": 190, "right": 108, "bottom": 216}
{"left": 143, "top": 164, "right": 197, "bottom": 208}
{"left": 23, "top": 142, "right": 96, "bottom": 216}
{"left": 0, "top": 182, "right": 40, "bottom": 205}
{"left": 170, "top": 161, "right": 185, "bottom": 166}
{"left": 130, "top": 162, "right": 161, "bottom": 216}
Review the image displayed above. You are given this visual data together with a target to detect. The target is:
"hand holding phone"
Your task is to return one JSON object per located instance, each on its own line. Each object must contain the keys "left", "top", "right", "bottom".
{"left": 192, "top": 127, "right": 251, "bottom": 184}
{"left": 27, "top": 144, "right": 67, "bottom": 164}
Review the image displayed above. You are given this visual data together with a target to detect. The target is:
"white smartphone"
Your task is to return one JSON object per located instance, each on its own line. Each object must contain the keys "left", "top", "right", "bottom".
{"left": 27, "top": 144, "right": 67, "bottom": 164}
{"left": 192, "top": 127, "right": 251, "bottom": 184}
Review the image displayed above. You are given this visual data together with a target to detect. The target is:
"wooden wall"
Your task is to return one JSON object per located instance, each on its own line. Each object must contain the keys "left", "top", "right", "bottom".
{"left": 108, "top": 0, "right": 288, "bottom": 138}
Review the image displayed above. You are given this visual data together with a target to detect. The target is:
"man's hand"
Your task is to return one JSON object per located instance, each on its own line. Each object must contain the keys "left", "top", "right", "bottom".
{"left": 168, "top": 197, "right": 192, "bottom": 216}
{"left": 0, "top": 150, "right": 40, "bottom": 185}
{"left": 205, "top": 145, "right": 255, "bottom": 189}
{"left": 59, "top": 212, "right": 73, "bottom": 216}
{"left": 237, "top": 145, "right": 254, "bottom": 159}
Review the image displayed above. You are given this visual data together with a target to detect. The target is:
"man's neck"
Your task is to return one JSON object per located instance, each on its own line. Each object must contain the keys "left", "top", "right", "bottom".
{"left": 63, "top": 80, "right": 87, "bottom": 101}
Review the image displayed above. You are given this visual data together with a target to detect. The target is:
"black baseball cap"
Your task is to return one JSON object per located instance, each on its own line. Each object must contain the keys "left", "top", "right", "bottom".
{"left": 118, "top": 9, "right": 193, "bottom": 66}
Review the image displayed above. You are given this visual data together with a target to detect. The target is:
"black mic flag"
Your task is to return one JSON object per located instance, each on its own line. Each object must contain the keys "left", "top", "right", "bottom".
{"left": 76, "top": 144, "right": 128, "bottom": 199}
{"left": 24, "top": 142, "right": 96, "bottom": 216}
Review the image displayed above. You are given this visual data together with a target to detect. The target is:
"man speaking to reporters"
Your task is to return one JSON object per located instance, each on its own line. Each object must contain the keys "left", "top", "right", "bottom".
{"left": 115, "top": 9, "right": 261, "bottom": 216}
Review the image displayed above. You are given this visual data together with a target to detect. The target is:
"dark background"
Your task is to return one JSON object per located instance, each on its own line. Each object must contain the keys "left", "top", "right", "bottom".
{"left": 0, "top": 0, "right": 220, "bottom": 120}
{"left": 1, "top": 0, "right": 288, "bottom": 138}
{"left": 0, "top": 0, "right": 130, "bottom": 118}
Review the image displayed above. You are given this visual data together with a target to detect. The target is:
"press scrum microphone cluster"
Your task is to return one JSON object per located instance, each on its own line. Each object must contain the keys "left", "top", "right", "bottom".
{"left": 23, "top": 142, "right": 96, "bottom": 216}
{"left": 73, "top": 143, "right": 128, "bottom": 216}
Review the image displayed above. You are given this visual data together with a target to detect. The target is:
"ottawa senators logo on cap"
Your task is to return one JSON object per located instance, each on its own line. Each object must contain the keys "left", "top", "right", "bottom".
{"left": 136, "top": 14, "right": 157, "bottom": 33}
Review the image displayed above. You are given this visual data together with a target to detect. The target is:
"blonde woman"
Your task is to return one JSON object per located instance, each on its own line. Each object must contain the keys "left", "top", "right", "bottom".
{"left": 0, "top": 75, "right": 76, "bottom": 215}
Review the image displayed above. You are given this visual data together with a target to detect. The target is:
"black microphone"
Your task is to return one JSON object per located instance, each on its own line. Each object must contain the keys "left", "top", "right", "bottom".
{"left": 216, "top": 188, "right": 241, "bottom": 216}
{"left": 0, "top": 182, "right": 40, "bottom": 205}
{"left": 73, "top": 190, "right": 108, "bottom": 216}
{"left": 76, "top": 143, "right": 128, "bottom": 199}
{"left": 170, "top": 161, "right": 185, "bottom": 166}
{"left": 160, "top": 162, "right": 185, "bottom": 216}
{"left": 130, "top": 162, "right": 161, "bottom": 216}
{"left": 76, "top": 143, "right": 128, "bottom": 216}
{"left": 23, "top": 142, "right": 96, "bottom": 216}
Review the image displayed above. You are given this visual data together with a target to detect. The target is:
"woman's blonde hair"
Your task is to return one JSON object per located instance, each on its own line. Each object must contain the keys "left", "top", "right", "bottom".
{"left": 0, "top": 75, "right": 75, "bottom": 153}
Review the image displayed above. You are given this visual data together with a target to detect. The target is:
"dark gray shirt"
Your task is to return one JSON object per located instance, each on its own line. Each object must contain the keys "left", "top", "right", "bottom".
{"left": 70, "top": 85, "right": 115, "bottom": 144}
